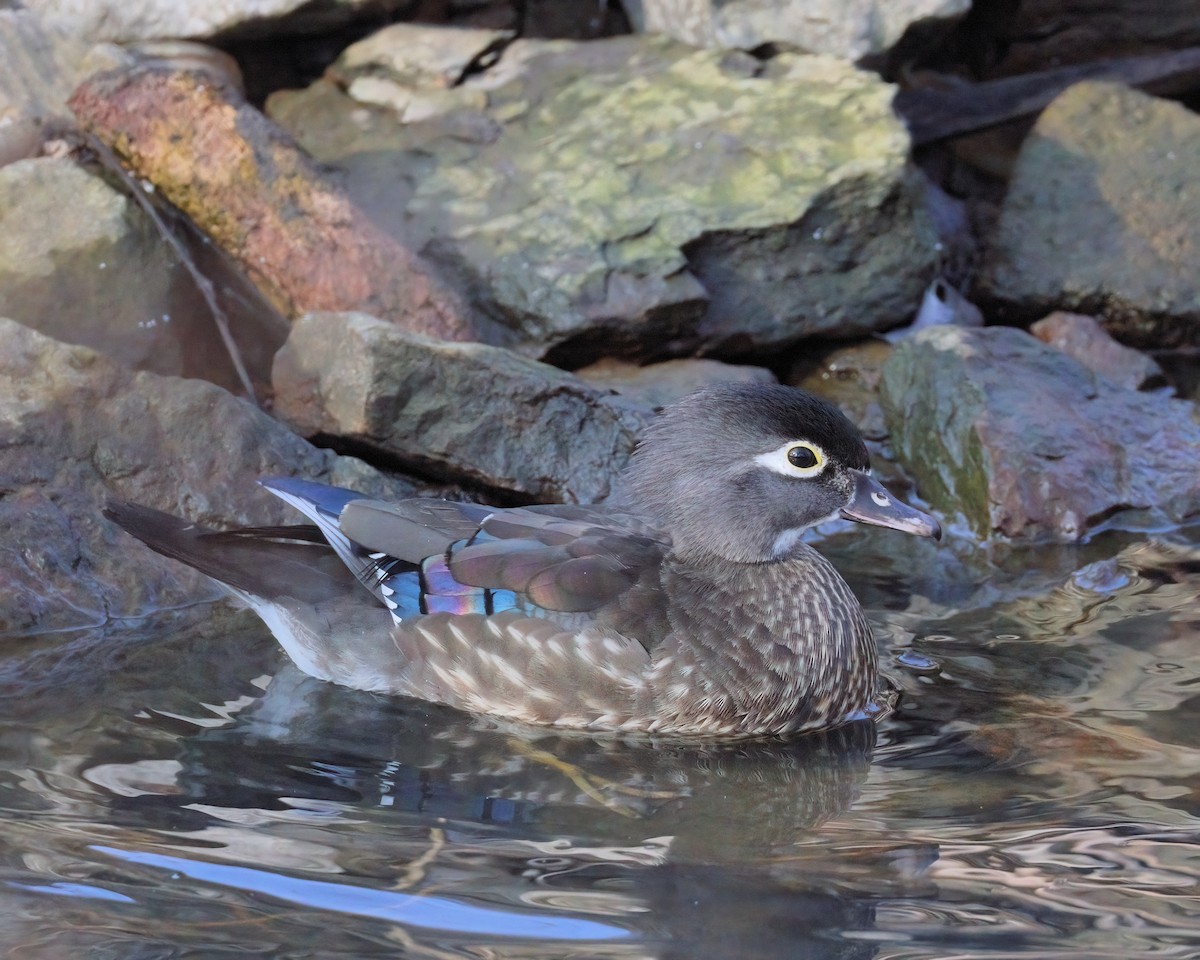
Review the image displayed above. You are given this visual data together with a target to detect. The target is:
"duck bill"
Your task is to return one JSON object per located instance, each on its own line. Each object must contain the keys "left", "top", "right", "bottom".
{"left": 840, "top": 470, "right": 942, "bottom": 540}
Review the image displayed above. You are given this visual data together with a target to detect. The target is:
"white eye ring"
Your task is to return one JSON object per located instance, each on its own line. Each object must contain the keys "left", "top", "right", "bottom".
{"left": 754, "top": 440, "right": 828, "bottom": 479}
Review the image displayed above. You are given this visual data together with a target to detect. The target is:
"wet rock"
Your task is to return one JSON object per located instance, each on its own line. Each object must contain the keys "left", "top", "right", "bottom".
{"left": 620, "top": 0, "right": 970, "bottom": 61}
{"left": 272, "top": 311, "right": 653, "bottom": 503}
{"left": 977, "top": 82, "right": 1200, "bottom": 348}
{"left": 0, "top": 154, "right": 284, "bottom": 393}
{"left": 575, "top": 357, "right": 774, "bottom": 409}
{"left": 879, "top": 325, "right": 1200, "bottom": 540}
{"left": 0, "top": 317, "right": 409, "bottom": 635}
{"left": 270, "top": 33, "right": 937, "bottom": 364}
{"left": 1031, "top": 312, "right": 1165, "bottom": 391}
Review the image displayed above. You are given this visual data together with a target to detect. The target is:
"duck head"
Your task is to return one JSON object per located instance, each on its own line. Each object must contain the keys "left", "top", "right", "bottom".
{"left": 624, "top": 382, "right": 941, "bottom": 564}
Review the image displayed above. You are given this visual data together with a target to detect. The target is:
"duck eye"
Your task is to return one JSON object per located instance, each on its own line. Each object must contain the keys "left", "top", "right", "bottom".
{"left": 788, "top": 445, "right": 819, "bottom": 469}
{"left": 754, "top": 440, "right": 828, "bottom": 477}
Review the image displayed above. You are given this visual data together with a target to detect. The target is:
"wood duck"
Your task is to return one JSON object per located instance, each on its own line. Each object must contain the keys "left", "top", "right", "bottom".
{"left": 107, "top": 383, "right": 940, "bottom": 738}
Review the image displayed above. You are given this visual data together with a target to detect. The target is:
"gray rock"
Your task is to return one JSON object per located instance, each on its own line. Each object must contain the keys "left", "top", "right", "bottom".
{"left": 272, "top": 312, "right": 653, "bottom": 503}
{"left": 269, "top": 33, "right": 937, "bottom": 364}
{"left": 879, "top": 325, "right": 1200, "bottom": 540}
{"left": 0, "top": 8, "right": 129, "bottom": 125}
{"left": 977, "top": 82, "right": 1200, "bottom": 348}
{"left": 332, "top": 23, "right": 512, "bottom": 121}
{"left": 575, "top": 356, "right": 775, "bottom": 409}
{"left": 0, "top": 317, "right": 409, "bottom": 635}
{"left": 21, "top": 0, "right": 379, "bottom": 43}
{"left": 620, "top": 0, "right": 970, "bottom": 61}
{"left": 1031, "top": 311, "right": 1165, "bottom": 391}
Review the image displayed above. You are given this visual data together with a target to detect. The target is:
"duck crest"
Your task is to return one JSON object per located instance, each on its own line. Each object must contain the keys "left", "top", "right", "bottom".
{"left": 106, "top": 383, "right": 938, "bottom": 737}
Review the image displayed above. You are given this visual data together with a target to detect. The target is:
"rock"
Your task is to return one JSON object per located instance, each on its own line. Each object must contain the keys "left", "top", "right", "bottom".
{"left": 575, "top": 357, "right": 775, "bottom": 409}
{"left": 883, "top": 276, "right": 984, "bottom": 343}
{"left": 0, "top": 317, "right": 410, "bottom": 635}
{"left": 70, "top": 66, "right": 484, "bottom": 346}
{"left": 879, "top": 325, "right": 1200, "bottom": 540}
{"left": 0, "top": 8, "right": 128, "bottom": 122}
{"left": 272, "top": 312, "right": 653, "bottom": 503}
{"left": 977, "top": 82, "right": 1200, "bottom": 348}
{"left": 270, "top": 33, "right": 938, "bottom": 364}
{"left": 333, "top": 22, "right": 512, "bottom": 88}
{"left": 330, "top": 24, "right": 511, "bottom": 120}
{"left": 21, "top": 0, "right": 378, "bottom": 44}
{"left": 620, "top": 0, "right": 970, "bottom": 61}
{"left": 1031, "top": 312, "right": 1165, "bottom": 391}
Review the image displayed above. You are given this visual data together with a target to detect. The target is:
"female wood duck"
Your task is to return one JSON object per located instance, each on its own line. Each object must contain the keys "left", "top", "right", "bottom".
{"left": 107, "top": 383, "right": 940, "bottom": 738}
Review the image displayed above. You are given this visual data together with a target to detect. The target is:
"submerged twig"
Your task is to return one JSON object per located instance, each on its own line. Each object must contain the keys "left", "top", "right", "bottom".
{"left": 85, "top": 133, "right": 259, "bottom": 405}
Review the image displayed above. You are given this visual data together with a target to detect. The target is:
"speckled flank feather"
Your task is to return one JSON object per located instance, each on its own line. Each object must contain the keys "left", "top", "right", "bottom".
{"left": 106, "top": 382, "right": 939, "bottom": 737}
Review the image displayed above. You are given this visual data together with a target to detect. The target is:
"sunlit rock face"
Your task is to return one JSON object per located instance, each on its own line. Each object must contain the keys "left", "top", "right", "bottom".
{"left": 977, "top": 82, "right": 1200, "bottom": 349}
{"left": 270, "top": 31, "right": 938, "bottom": 366}
{"left": 620, "top": 0, "right": 971, "bottom": 62}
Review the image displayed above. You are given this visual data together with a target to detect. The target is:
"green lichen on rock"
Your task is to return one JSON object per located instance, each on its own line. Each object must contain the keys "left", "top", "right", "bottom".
{"left": 273, "top": 33, "right": 936, "bottom": 361}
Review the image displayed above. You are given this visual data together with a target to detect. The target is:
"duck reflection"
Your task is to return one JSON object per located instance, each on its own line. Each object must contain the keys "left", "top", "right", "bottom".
{"left": 122, "top": 664, "right": 874, "bottom": 848}
{"left": 93, "top": 661, "right": 895, "bottom": 958}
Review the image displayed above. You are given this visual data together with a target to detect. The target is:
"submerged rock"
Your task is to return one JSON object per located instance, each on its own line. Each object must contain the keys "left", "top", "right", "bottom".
{"left": 272, "top": 311, "right": 652, "bottom": 503}
{"left": 977, "top": 82, "right": 1200, "bottom": 347}
{"left": 270, "top": 32, "right": 937, "bottom": 364}
{"left": 0, "top": 318, "right": 408, "bottom": 635}
{"left": 0, "top": 157, "right": 184, "bottom": 375}
{"left": 879, "top": 325, "right": 1200, "bottom": 540}
{"left": 0, "top": 155, "right": 288, "bottom": 392}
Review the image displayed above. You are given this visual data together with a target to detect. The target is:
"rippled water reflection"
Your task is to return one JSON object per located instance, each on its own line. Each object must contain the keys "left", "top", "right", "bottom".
{"left": 2, "top": 525, "right": 1199, "bottom": 957}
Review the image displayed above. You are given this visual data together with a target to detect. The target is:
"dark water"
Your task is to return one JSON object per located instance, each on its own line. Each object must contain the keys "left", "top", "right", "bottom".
{"left": 3, "top": 524, "right": 1199, "bottom": 958}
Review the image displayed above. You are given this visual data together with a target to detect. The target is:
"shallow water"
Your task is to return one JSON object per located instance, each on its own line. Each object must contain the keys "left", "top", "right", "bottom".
{"left": 3, "top": 525, "right": 1199, "bottom": 958}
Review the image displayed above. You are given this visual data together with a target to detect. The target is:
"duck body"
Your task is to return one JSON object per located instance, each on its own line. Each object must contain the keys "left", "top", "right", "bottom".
{"left": 107, "top": 383, "right": 940, "bottom": 738}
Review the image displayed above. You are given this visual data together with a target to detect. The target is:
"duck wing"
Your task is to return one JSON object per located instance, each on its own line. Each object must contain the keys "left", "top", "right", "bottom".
{"left": 261, "top": 477, "right": 670, "bottom": 617}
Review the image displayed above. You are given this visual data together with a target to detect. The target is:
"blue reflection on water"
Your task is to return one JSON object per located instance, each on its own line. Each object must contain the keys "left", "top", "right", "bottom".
{"left": 7, "top": 880, "right": 137, "bottom": 903}
{"left": 93, "top": 845, "right": 631, "bottom": 941}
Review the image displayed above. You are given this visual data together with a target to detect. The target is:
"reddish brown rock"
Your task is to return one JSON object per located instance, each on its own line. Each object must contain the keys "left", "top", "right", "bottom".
{"left": 69, "top": 66, "right": 488, "bottom": 343}
{"left": 1031, "top": 312, "right": 1164, "bottom": 391}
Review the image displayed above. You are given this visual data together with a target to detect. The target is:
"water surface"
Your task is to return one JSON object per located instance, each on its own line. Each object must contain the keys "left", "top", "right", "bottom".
{"left": 3, "top": 525, "right": 1199, "bottom": 958}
